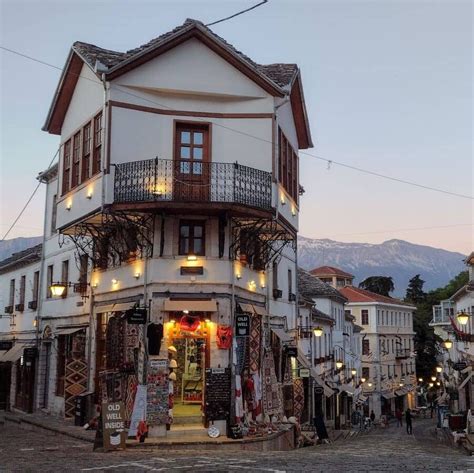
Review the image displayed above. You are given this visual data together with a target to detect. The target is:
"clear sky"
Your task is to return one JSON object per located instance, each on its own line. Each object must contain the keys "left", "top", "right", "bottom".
{"left": 0, "top": 0, "right": 472, "bottom": 253}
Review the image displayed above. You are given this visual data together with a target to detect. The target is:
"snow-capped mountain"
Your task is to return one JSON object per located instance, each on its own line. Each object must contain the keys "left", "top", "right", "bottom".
{"left": 298, "top": 237, "right": 466, "bottom": 296}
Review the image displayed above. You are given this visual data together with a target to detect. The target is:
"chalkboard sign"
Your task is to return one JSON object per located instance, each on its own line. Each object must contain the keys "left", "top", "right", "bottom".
{"left": 205, "top": 367, "right": 231, "bottom": 421}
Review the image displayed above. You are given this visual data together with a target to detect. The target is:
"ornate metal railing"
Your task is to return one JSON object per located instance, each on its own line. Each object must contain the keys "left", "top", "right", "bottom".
{"left": 114, "top": 158, "right": 273, "bottom": 211}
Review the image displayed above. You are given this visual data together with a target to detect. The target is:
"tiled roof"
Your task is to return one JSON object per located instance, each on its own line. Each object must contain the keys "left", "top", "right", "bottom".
{"left": 298, "top": 269, "right": 347, "bottom": 302}
{"left": 338, "top": 286, "right": 415, "bottom": 307}
{"left": 310, "top": 266, "right": 354, "bottom": 279}
{"left": 72, "top": 18, "right": 298, "bottom": 89}
{"left": 0, "top": 244, "right": 42, "bottom": 274}
{"left": 311, "top": 307, "right": 334, "bottom": 324}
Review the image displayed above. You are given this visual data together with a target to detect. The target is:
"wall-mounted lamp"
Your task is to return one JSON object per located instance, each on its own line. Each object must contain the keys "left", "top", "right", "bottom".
{"left": 418, "top": 378, "right": 423, "bottom": 382}
{"left": 367, "top": 382, "right": 373, "bottom": 388}
{"left": 91, "top": 281, "right": 98, "bottom": 289}
{"left": 313, "top": 326, "right": 323, "bottom": 337}
{"left": 436, "top": 381, "right": 441, "bottom": 386}
{"left": 183, "top": 309, "right": 189, "bottom": 314}
{"left": 280, "top": 194, "right": 286, "bottom": 205}
{"left": 236, "top": 273, "right": 242, "bottom": 280}
{"left": 431, "top": 376, "right": 436, "bottom": 382}
{"left": 291, "top": 207, "right": 296, "bottom": 217}
{"left": 249, "top": 280, "right": 256, "bottom": 291}
{"left": 260, "top": 283, "right": 266, "bottom": 289}
{"left": 86, "top": 191, "right": 93, "bottom": 200}
{"left": 443, "top": 339, "right": 453, "bottom": 349}
{"left": 111, "top": 279, "right": 118, "bottom": 285}
{"left": 435, "top": 366, "right": 442, "bottom": 373}
{"left": 335, "top": 360, "right": 343, "bottom": 370}
{"left": 66, "top": 202, "right": 72, "bottom": 211}
{"left": 429, "top": 382, "right": 434, "bottom": 388}
{"left": 457, "top": 310, "right": 469, "bottom": 325}
{"left": 187, "top": 255, "right": 197, "bottom": 262}
{"left": 351, "top": 368, "right": 357, "bottom": 376}
{"left": 361, "top": 377, "right": 366, "bottom": 383}
{"left": 134, "top": 272, "right": 141, "bottom": 280}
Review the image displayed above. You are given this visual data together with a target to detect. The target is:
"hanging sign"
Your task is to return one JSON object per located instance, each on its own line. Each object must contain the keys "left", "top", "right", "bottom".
{"left": 285, "top": 346, "right": 297, "bottom": 357}
{"left": 299, "top": 368, "right": 310, "bottom": 378}
{"left": 102, "top": 401, "right": 127, "bottom": 451}
{"left": 235, "top": 314, "right": 250, "bottom": 337}
{"left": 23, "top": 347, "right": 38, "bottom": 360}
{"left": 126, "top": 308, "right": 147, "bottom": 325}
{"left": 0, "top": 341, "right": 13, "bottom": 351}
{"left": 454, "top": 362, "right": 468, "bottom": 371}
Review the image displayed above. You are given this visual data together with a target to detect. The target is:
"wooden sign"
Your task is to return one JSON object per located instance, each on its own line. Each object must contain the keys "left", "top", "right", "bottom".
{"left": 180, "top": 266, "right": 204, "bottom": 275}
{"left": 235, "top": 314, "right": 250, "bottom": 337}
{"left": 205, "top": 367, "right": 231, "bottom": 421}
{"left": 102, "top": 401, "right": 126, "bottom": 451}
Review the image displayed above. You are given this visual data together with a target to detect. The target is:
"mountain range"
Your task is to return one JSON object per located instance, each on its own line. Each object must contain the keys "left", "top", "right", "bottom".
{"left": 298, "top": 237, "right": 466, "bottom": 296}
{"left": 0, "top": 236, "right": 466, "bottom": 296}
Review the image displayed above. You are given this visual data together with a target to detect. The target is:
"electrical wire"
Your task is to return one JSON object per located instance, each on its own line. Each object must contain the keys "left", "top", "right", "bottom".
{"left": 1, "top": 149, "right": 59, "bottom": 241}
{"left": 205, "top": 0, "right": 268, "bottom": 27}
{"left": 1, "top": 45, "right": 473, "bottom": 201}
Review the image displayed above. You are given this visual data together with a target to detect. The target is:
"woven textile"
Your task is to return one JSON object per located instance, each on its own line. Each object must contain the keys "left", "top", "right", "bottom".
{"left": 249, "top": 315, "right": 262, "bottom": 373}
{"left": 125, "top": 322, "right": 140, "bottom": 364}
{"left": 282, "top": 384, "right": 294, "bottom": 418}
{"left": 64, "top": 358, "right": 87, "bottom": 418}
{"left": 106, "top": 315, "right": 125, "bottom": 369}
{"left": 125, "top": 374, "right": 138, "bottom": 425}
{"left": 293, "top": 378, "right": 305, "bottom": 420}
{"left": 262, "top": 350, "right": 282, "bottom": 416}
{"left": 235, "top": 336, "right": 247, "bottom": 375}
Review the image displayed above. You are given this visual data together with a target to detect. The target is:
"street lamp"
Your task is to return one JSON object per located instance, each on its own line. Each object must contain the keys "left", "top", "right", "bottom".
{"left": 50, "top": 282, "right": 67, "bottom": 297}
{"left": 313, "top": 326, "right": 323, "bottom": 337}
{"left": 429, "top": 382, "right": 434, "bottom": 388}
{"left": 361, "top": 377, "right": 366, "bottom": 383}
{"left": 418, "top": 378, "right": 423, "bottom": 382}
{"left": 436, "top": 366, "right": 442, "bottom": 373}
{"left": 436, "top": 381, "right": 441, "bottom": 386}
{"left": 443, "top": 339, "right": 453, "bottom": 350}
{"left": 431, "top": 376, "right": 436, "bottom": 382}
{"left": 457, "top": 310, "right": 469, "bottom": 325}
{"left": 335, "top": 360, "right": 343, "bottom": 370}
{"left": 399, "top": 382, "right": 404, "bottom": 387}
{"left": 351, "top": 368, "right": 357, "bottom": 376}
{"left": 368, "top": 382, "right": 373, "bottom": 388}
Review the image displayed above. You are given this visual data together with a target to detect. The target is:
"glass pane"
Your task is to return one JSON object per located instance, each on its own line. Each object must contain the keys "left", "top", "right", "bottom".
{"left": 194, "top": 132, "right": 203, "bottom": 145}
{"left": 180, "top": 225, "right": 190, "bottom": 237}
{"left": 194, "top": 239, "right": 202, "bottom": 255}
{"left": 192, "top": 162, "right": 202, "bottom": 175}
{"left": 180, "top": 162, "right": 190, "bottom": 174}
{"left": 193, "top": 147, "right": 203, "bottom": 160}
{"left": 180, "top": 239, "right": 189, "bottom": 255}
{"left": 180, "top": 146, "right": 190, "bottom": 159}
{"left": 181, "top": 131, "right": 191, "bottom": 144}
{"left": 194, "top": 226, "right": 203, "bottom": 238}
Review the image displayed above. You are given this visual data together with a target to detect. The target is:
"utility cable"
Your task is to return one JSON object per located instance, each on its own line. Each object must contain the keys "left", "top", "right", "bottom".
{"left": 1, "top": 149, "right": 59, "bottom": 241}
{"left": 205, "top": 0, "right": 268, "bottom": 27}
{"left": 1, "top": 45, "right": 473, "bottom": 201}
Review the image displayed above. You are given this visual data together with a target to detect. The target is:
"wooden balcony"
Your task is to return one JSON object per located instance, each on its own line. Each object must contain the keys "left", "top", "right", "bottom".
{"left": 113, "top": 158, "right": 273, "bottom": 216}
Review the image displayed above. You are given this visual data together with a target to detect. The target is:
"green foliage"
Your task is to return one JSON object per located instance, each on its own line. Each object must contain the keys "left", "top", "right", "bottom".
{"left": 405, "top": 274, "right": 426, "bottom": 304}
{"left": 412, "top": 271, "right": 468, "bottom": 378}
{"left": 359, "top": 276, "right": 394, "bottom": 296}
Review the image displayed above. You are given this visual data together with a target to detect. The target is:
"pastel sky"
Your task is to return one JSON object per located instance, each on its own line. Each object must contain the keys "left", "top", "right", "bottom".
{"left": 1, "top": 0, "right": 472, "bottom": 253}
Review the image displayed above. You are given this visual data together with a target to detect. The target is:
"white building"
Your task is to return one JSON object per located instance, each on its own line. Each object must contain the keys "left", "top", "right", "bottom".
{"left": 339, "top": 285, "right": 417, "bottom": 418}
{"left": 430, "top": 252, "right": 474, "bottom": 412}
{"left": 22, "top": 18, "right": 314, "bottom": 437}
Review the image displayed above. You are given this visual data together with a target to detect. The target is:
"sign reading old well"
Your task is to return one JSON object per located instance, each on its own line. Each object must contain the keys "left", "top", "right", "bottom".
{"left": 102, "top": 401, "right": 127, "bottom": 451}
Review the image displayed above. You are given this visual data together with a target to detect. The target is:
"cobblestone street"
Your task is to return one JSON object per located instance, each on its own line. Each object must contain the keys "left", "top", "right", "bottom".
{"left": 1, "top": 418, "right": 473, "bottom": 472}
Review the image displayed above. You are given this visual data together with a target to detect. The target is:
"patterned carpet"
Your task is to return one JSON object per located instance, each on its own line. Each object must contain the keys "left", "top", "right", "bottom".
{"left": 293, "top": 378, "right": 305, "bottom": 420}
{"left": 64, "top": 359, "right": 87, "bottom": 418}
{"left": 261, "top": 350, "right": 282, "bottom": 416}
{"left": 249, "top": 315, "right": 262, "bottom": 373}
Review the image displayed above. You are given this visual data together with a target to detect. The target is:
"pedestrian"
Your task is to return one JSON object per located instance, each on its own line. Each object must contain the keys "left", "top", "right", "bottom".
{"left": 370, "top": 410, "right": 376, "bottom": 425}
{"left": 396, "top": 409, "right": 403, "bottom": 427}
{"left": 405, "top": 408, "right": 413, "bottom": 435}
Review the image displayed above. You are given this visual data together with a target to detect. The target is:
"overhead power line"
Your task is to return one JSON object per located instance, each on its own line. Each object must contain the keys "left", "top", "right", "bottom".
{"left": 1, "top": 149, "right": 59, "bottom": 241}
{"left": 206, "top": 0, "right": 268, "bottom": 27}
{"left": 1, "top": 45, "right": 473, "bottom": 201}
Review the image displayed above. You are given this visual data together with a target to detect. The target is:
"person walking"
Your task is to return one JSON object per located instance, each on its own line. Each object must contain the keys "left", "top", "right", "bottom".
{"left": 370, "top": 410, "right": 376, "bottom": 426}
{"left": 405, "top": 408, "right": 413, "bottom": 435}
{"left": 396, "top": 409, "right": 403, "bottom": 427}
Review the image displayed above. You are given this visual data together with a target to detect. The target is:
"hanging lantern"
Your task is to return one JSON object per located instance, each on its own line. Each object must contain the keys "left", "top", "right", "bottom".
{"left": 313, "top": 326, "right": 323, "bottom": 337}
{"left": 50, "top": 282, "right": 66, "bottom": 297}
{"left": 335, "top": 360, "right": 343, "bottom": 369}
{"left": 457, "top": 310, "right": 469, "bottom": 325}
{"left": 443, "top": 339, "right": 453, "bottom": 349}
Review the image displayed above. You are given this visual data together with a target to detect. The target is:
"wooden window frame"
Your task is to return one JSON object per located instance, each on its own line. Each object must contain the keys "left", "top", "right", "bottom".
{"left": 61, "top": 260, "right": 69, "bottom": 298}
{"left": 81, "top": 122, "right": 92, "bottom": 182}
{"left": 32, "top": 271, "right": 40, "bottom": 303}
{"left": 71, "top": 131, "right": 81, "bottom": 189}
{"left": 178, "top": 220, "right": 205, "bottom": 256}
{"left": 9, "top": 279, "right": 15, "bottom": 306}
{"left": 361, "top": 309, "right": 369, "bottom": 325}
{"left": 362, "top": 339, "right": 370, "bottom": 355}
{"left": 47, "top": 265, "right": 53, "bottom": 299}
{"left": 92, "top": 112, "right": 103, "bottom": 176}
{"left": 19, "top": 275, "right": 26, "bottom": 306}
{"left": 278, "top": 128, "right": 299, "bottom": 202}
{"left": 362, "top": 366, "right": 370, "bottom": 379}
{"left": 62, "top": 140, "right": 71, "bottom": 195}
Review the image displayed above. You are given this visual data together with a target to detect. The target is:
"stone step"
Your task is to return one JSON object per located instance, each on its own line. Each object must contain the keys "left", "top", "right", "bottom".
{"left": 172, "top": 415, "right": 203, "bottom": 425}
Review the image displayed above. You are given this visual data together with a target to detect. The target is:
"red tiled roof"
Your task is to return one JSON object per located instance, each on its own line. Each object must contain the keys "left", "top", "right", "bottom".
{"left": 338, "top": 286, "right": 414, "bottom": 307}
{"left": 310, "top": 266, "right": 354, "bottom": 279}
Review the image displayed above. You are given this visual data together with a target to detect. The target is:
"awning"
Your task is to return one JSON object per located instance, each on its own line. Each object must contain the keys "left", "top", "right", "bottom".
{"left": 0, "top": 343, "right": 32, "bottom": 363}
{"left": 271, "top": 328, "right": 293, "bottom": 343}
{"left": 55, "top": 327, "right": 85, "bottom": 336}
{"left": 238, "top": 303, "right": 255, "bottom": 314}
{"left": 395, "top": 389, "right": 406, "bottom": 397}
{"left": 358, "top": 395, "right": 368, "bottom": 402}
{"left": 297, "top": 347, "right": 334, "bottom": 397}
{"left": 459, "top": 372, "right": 473, "bottom": 389}
{"left": 340, "top": 383, "right": 355, "bottom": 396}
{"left": 252, "top": 305, "right": 266, "bottom": 316}
{"left": 95, "top": 302, "right": 136, "bottom": 313}
{"left": 163, "top": 299, "right": 217, "bottom": 312}
{"left": 382, "top": 392, "right": 396, "bottom": 400}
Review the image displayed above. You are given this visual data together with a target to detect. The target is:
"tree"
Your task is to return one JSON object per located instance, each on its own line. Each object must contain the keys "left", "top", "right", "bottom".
{"left": 359, "top": 276, "right": 394, "bottom": 296}
{"left": 405, "top": 274, "right": 426, "bottom": 303}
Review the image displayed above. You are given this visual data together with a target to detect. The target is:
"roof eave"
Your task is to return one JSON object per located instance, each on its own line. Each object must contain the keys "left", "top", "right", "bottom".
{"left": 290, "top": 71, "right": 313, "bottom": 149}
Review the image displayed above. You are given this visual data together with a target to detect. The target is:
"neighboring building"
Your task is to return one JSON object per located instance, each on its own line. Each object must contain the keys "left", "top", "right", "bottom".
{"left": 339, "top": 285, "right": 417, "bottom": 418}
{"left": 31, "top": 18, "right": 313, "bottom": 438}
{"left": 0, "top": 244, "right": 42, "bottom": 412}
{"left": 430, "top": 252, "right": 474, "bottom": 413}
{"left": 297, "top": 269, "right": 360, "bottom": 429}
{"left": 310, "top": 266, "right": 354, "bottom": 288}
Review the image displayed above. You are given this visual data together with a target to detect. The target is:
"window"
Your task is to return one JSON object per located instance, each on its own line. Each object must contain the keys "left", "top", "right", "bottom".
{"left": 79, "top": 254, "right": 88, "bottom": 286}
{"left": 51, "top": 194, "right": 57, "bottom": 235}
{"left": 71, "top": 131, "right": 81, "bottom": 188}
{"left": 362, "top": 367, "right": 370, "bottom": 379}
{"left": 272, "top": 260, "right": 278, "bottom": 292}
{"left": 61, "top": 260, "right": 69, "bottom": 297}
{"left": 92, "top": 112, "right": 102, "bottom": 175}
{"left": 278, "top": 128, "right": 298, "bottom": 201}
{"left": 362, "top": 339, "right": 370, "bottom": 355}
{"left": 361, "top": 309, "right": 369, "bottom": 325}
{"left": 288, "top": 269, "right": 293, "bottom": 298}
{"left": 82, "top": 122, "right": 92, "bottom": 182}
{"left": 19, "top": 276, "right": 26, "bottom": 307}
{"left": 9, "top": 279, "right": 15, "bottom": 306}
{"left": 179, "top": 221, "right": 205, "bottom": 256}
{"left": 47, "top": 265, "right": 53, "bottom": 298}
{"left": 62, "top": 140, "right": 71, "bottom": 195}
{"left": 32, "top": 271, "right": 40, "bottom": 303}
{"left": 175, "top": 124, "right": 208, "bottom": 176}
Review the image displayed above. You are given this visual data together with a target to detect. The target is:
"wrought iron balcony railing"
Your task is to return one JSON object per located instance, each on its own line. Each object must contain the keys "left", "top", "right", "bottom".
{"left": 114, "top": 158, "right": 273, "bottom": 211}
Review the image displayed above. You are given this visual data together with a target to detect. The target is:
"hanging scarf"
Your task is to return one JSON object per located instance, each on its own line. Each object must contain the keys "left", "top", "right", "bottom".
{"left": 217, "top": 325, "right": 232, "bottom": 349}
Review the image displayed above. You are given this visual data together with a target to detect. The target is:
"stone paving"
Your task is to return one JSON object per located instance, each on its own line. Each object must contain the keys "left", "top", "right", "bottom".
{"left": 1, "top": 417, "right": 473, "bottom": 472}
